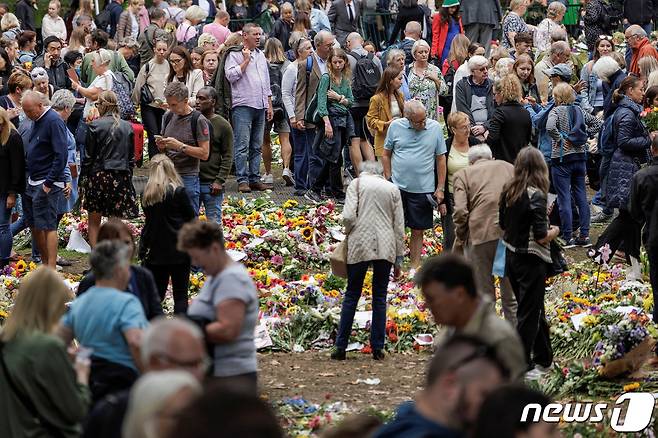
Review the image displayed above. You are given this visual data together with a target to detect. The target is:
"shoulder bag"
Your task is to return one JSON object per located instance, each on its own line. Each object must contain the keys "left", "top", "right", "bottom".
{"left": 140, "top": 61, "right": 155, "bottom": 106}
{"left": 0, "top": 342, "right": 67, "bottom": 438}
{"left": 330, "top": 178, "right": 360, "bottom": 278}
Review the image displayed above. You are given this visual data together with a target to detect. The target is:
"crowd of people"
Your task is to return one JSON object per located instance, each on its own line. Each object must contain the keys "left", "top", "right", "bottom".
{"left": 1, "top": 0, "right": 658, "bottom": 435}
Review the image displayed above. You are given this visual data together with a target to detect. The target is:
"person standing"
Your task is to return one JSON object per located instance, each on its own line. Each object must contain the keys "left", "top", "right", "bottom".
{"left": 328, "top": 0, "right": 360, "bottom": 47}
{"left": 140, "top": 155, "right": 196, "bottom": 314}
{"left": 460, "top": 0, "right": 502, "bottom": 55}
{"left": 196, "top": 87, "right": 233, "bottom": 224}
{"left": 626, "top": 25, "right": 658, "bottom": 76}
{"left": 41, "top": 0, "right": 67, "bottom": 41}
{"left": 452, "top": 144, "right": 517, "bottom": 325}
{"left": 1, "top": 267, "right": 90, "bottom": 437}
{"left": 116, "top": 0, "right": 142, "bottom": 42}
{"left": 430, "top": 0, "right": 463, "bottom": 65}
{"left": 499, "top": 146, "right": 559, "bottom": 379}
{"left": 383, "top": 100, "right": 447, "bottom": 269}
{"left": 80, "top": 90, "right": 139, "bottom": 247}
{"left": 169, "top": 46, "right": 205, "bottom": 107}
{"left": 0, "top": 108, "right": 24, "bottom": 267}
{"left": 271, "top": 2, "right": 295, "bottom": 51}
{"left": 501, "top": 0, "right": 530, "bottom": 50}
{"left": 203, "top": 10, "right": 231, "bottom": 45}
{"left": 408, "top": 39, "right": 448, "bottom": 122}
{"left": 33, "top": 36, "right": 72, "bottom": 93}
{"left": 225, "top": 23, "right": 273, "bottom": 193}
{"left": 103, "top": 0, "right": 125, "bottom": 39}
{"left": 629, "top": 136, "right": 658, "bottom": 324}
{"left": 138, "top": 8, "right": 175, "bottom": 68}
{"left": 15, "top": 0, "right": 35, "bottom": 31}
{"left": 366, "top": 66, "right": 405, "bottom": 159}
{"left": 21, "top": 90, "right": 68, "bottom": 268}
{"left": 158, "top": 82, "right": 210, "bottom": 216}
{"left": 181, "top": 220, "right": 259, "bottom": 394}
{"left": 454, "top": 55, "right": 495, "bottom": 141}
{"left": 331, "top": 161, "right": 405, "bottom": 361}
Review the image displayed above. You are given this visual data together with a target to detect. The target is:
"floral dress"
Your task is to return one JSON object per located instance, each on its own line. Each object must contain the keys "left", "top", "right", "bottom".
{"left": 501, "top": 12, "right": 529, "bottom": 49}
{"left": 408, "top": 63, "right": 448, "bottom": 122}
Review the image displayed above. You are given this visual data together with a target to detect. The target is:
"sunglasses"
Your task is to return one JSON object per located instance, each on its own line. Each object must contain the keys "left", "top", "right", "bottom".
{"left": 598, "top": 35, "right": 613, "bottom": 41}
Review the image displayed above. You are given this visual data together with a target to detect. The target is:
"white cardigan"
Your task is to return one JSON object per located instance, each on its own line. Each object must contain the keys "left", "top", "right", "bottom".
{"left": 173, "top": 69, "right": 205, "bottom": 106}
{"left": 281, "top": 60, "right": 298, "bottom": 121}
{"left": 343, "top": 174, "right": 406, "bottom": 265}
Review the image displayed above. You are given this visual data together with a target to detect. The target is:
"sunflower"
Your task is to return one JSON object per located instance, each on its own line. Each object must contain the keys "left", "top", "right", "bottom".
{"left": 301, "top": 227, "right": 313, "bottom": 241}
{"left": 15, "top": 260, "right": 27, "bottom": 273}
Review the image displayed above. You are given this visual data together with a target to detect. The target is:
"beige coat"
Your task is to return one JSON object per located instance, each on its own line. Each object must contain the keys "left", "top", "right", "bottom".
{"left": 436, "top": 296, "right": 527, "bottom": 380}
{"left": 452, "top": 159, "right": 514, "bottom": 247}
{"left": 343, "top": 174, "right": 406, "bottom": 265}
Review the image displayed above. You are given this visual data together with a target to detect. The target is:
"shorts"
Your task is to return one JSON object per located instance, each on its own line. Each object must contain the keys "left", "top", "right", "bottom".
{"left": 23, "top": 183, "right": 63, "bottom": 231}
{"left": 267, "top": 117, "right": 291, "bottom": 134}
{"left": 400, "top": 190, "right": 434, "bottom": 230}
{"left": 349, "top": 106, "right": 369, "bottom": 140}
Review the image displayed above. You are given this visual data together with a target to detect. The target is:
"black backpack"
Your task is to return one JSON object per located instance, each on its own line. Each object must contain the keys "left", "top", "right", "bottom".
{"left": 181, "top": 24, "right": 204, "bottom": 51}
{"left": 162, "top": 109, "right": 213, "bottom": 160}
{"left": 95, "top": 8, "right": 112, "bottom": 34}
{"left": 600, "top": 0, "right": 623, "bottom": 33}
{"left": 350, "top": 51, "right": 381, "bottom": 101}
{"left": 268, "top": 61, "right": 285, "bottom": 121}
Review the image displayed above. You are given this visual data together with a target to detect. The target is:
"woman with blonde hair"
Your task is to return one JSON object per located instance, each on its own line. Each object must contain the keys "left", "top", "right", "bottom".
{"left": 639, "top": 56, "right": 658, "bottom": 84}
{"left": 0, "top": 267, "right": 90, "bottom": 436}
{"left": 139, "top": 154, "right": 195, "bottom": 314}
{"left": 534, "top": 1, "right": 567, "bottom": 52}
{"left": 486, "top": 74, "right": 532, "bottom": 163}
{"left": 501, "top": 0, "right": 530, "bottom": 49}
{"left": 123, "top": 370, "right": 202, "bottom": 438}
{"left": 81, "top": 90, "right": 138, "bottom": 247}
{"left": 513, "top": 54, "right": 540, "bottom": 104}
{"left": 176, "top": 5, "right": 207, "bottom": 45}
{"left": 441, "top": 33, "right": 470, "bottom": 120}
{"left": 499, "top": 146, "right": 559, "bottom": 377}
{"left": 0, "top": 107, "right": 24, "bottom": 267}
{"left": 262, "top": 37, "right": 293, "bottom": 186}
{"left": 63, "top": 27, "right": 87, "bottom": 57}
{"left": 305, "top": 48, "right": 354, "bottom": 203}
{"left": 1, "top": 13, "right": 21, "bottom": 40}
{"left": 71, "top": 48, "right": 113, "bottom": 119}
{"left": 408, "top": 39, "right": 448, "bottom": 122}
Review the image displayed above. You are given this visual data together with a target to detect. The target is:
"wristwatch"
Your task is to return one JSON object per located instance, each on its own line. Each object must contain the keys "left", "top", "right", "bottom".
{"left": 180, "top": 145, "right": 187, "bottom": 154}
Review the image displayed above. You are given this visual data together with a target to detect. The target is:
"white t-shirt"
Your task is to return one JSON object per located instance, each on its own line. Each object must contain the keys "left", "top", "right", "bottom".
{"left": 84, "top": 71, "right": 113, "bottom": 118}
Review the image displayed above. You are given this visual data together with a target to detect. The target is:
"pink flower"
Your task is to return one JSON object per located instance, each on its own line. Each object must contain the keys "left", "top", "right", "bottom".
{"left": 599, "top": 244, "right": 612, "bottom": 264}
{"left": 318, "top": 206, "right": 330, "bottom": 216}
{"left": 270, "top": 255, "right": 284, "bottom": 265}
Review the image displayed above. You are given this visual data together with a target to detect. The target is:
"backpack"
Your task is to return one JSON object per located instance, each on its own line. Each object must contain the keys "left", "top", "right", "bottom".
{"left": 600, "top": 0, "right": 623, "bottom": 33}
{"left": 181, "top": 24, "right": 204, "bottom": 51}
{"left": 109, "top": 71, "right": 136, "bottom": 120}
{"left": 95, "top": 8, "right": 112, "bottom": 34}
{"left": 556, "top": 105, "right": 588, "bottom": 161}
{"left": 213, "top": 44, "right": 243, "bottom": 120}
{"left": 349, "top": 51, "right": 381, "bottom": 101}
{"left": 268, "top": 61, "right": 285, "bottom": 121}
{"left": 163, "top": 110, "right": 212, "bottom": 154}
{"left": 599, "top": 112, "right": 617, "bottom": 158}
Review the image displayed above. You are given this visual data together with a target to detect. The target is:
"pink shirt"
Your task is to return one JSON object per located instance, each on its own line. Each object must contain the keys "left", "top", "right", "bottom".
{"left": 203, "top": 22, "right": 230, "bottom": 45}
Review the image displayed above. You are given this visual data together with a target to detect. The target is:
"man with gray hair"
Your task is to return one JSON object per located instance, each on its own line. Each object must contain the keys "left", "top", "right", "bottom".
{"left": 385, "top": 21, "right": 421, "bottom": 66}
{"left": 159, "top": 82, "right": 211, "bottom": 216}
{"left": 535, "top": 40, "right": 571, "bottom": 103}
{"left": 383, "top": 100, "right": 447, "bottom": 269}
{"left": 295, "top": 30, "right": 336, "bottom": 191}
{"left": 21, "top": 90, "right": 69, "bottom": 268}
{"left": 452, "top": 144, "right": 517, "bottom": 325}
{"left": 51, "top": 89, "right": 78, "bottom": 233}
{"left": 626, "top": 24, "right": 658, "bottom": 75}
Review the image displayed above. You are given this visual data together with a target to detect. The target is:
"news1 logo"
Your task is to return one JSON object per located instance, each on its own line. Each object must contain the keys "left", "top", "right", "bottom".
{"left": 521, "top": 393, "right": 656, "bottom": 432}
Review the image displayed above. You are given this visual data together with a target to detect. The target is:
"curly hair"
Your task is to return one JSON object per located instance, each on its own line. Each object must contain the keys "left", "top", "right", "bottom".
{"left": 493, "top": 74, "right": 523, "bottom": 103}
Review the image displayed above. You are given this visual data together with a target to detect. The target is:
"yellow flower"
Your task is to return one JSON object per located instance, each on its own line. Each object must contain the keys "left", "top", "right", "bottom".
{"left": 283, "top": 199, "right": 298, "bottom": 209}
{"left": 582, "top": 315, "right": 599, "bottom": 326}
{"left": 562, "top": 291, "right": 573, "bottom": 300}
{"left": 15, "top": 260, "right": 27, "bottom": 273}
{"left": 301, "top": 227, "right": 313, "bottom": 241}
{"left": 199, "top": 214, "right": 207, "bottom": 221}
{"left": 28, "top": 262, "right": 37, "bottom": 271}
{"left": 623, "top": 382, "right": 641, "bottom": 392}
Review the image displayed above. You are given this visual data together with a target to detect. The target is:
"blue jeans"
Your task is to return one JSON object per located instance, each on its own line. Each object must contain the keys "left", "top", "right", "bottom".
{"left": 0, "top": 194, "right": 10, "bottom": 263}
{"left": 10, "top": 195, "right": 40, "bottom": 260}
{"left": 232, "top": 106, "right": 266, "bottom": 185}
{"left": 335, "top": 259, "right": 393, "bottom": 351}
{"left": 291, "top": 127, "right": 312, "bottom": 191}
{"left": 199, "top": 182, "right": 223, "bottom": 223}
{"left": 551, "top": 160, "right": 590, "bottom": 240}
{"left": 181, "top": 174, "right": 200, "bottom": 216}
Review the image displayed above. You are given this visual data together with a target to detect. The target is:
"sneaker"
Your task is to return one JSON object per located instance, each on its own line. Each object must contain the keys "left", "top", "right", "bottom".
{"left": 591, "top": 210, "right": 613, "bottom": 224}
{"left": 282, "top": 168, "right": 295, "bottom": 186}
{"left": 563, "top": 238, "right": 577, "bottom": 249}
{"left": 261, "top": 173, "right": 274, "bottom": 185}
{"left": 525, "top": 364, "right": 551, "bottom": 381}
{"left": 574, "top": 236, "right": 592, "bottom": 248}
{"left": 293, "top": 189, "right": 306, "bottom": 197}
{"left": 304, "top": 190, "right": 323, "bottom": 203}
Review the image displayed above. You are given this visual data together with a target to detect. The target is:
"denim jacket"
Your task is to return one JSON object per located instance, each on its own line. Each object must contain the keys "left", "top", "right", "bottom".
{"left": 579, "top": 63, "right": 599, "bottom": 115}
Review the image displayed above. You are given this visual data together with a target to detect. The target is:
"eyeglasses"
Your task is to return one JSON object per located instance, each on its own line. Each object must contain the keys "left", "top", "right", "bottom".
{"left": 170, "top": 57, "right": 184, "bottom": 65}
{"left": 625, "top": 34, "right": 641, "bottom": 42}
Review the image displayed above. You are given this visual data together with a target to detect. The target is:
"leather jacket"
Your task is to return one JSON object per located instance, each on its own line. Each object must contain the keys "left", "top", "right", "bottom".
{"left": 32, "top": 54, "right": 71, "bottom": 91}
{"left": 82, "top": 116, "right": 134, "bottom": 175}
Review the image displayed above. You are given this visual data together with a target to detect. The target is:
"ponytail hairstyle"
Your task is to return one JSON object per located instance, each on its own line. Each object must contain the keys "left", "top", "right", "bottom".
{"left": 96, "top": 90, "right": 121, "bottom": 128}
{"left": 612, "top": 75, "right": 643, "bottom": 104}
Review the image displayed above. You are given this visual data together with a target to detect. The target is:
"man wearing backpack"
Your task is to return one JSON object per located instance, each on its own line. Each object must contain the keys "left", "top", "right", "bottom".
{"left": 346, "top": 32, "right": 380, "bottom": 175}
{"left": 138, "top": 8, "right": 176, "bottom": 68}
{"left": 158, "top": 82, "right": 211, "bottom": 216}
{"left": 224, "top": 23, "right": 273, "bottom": 193}
{"left": 100, "top": 0, "right": 125, "bottom": 39}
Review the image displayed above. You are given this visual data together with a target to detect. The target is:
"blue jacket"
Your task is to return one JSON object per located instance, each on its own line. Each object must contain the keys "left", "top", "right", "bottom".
{"left": 26, "top": 108, "right": 68, "bottom": 188}
{"left": 603, "top": 69, "right": 627, "bottom": 118}
{"left": 373, "top": 402, "right": 463, "bottom": 438}
{"left": 525, "top": 100, "right": 556, "bottom": 162}
{"left": 107, "top": 1, "right": 123, "bottom": 39}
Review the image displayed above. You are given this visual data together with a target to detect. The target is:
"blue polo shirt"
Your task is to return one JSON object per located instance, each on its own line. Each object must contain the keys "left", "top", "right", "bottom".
{"left": 61, "top": 286, "right": 148, "bottom": 371}
{"left": 384, "top": 118, "right": 447, "bottom": 194}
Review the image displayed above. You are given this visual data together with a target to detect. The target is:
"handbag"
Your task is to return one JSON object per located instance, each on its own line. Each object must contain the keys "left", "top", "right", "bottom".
{"left": 140, "top": 61, "right": 155, "bottom": 106}
{"left": 330, "top": 178, "right": 360, "bottom": 278}
{"left": 0, "top": 343, "right": 67, "bottom": 438}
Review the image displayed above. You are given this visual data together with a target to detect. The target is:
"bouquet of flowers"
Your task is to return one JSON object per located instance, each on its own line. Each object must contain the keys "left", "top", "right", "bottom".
{"left": 641, "top": 106, "right": 658, "bottom": 131}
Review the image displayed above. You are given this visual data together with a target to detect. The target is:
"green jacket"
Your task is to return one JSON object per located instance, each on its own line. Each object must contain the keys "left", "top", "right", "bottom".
{"left": 81, "top": 51, "right": 135, "bottom": 86}
{"left": 199, "top": 114, "right": 234, "bottom": 185}
{"left": 0, "top": 333, "right": 91, "bottom": 437}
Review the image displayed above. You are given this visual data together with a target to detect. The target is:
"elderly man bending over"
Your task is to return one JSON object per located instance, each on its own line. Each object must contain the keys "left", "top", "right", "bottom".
{"left": 382, "top": 100, "right": 446, "bottom": 269}
{"left": 452, "top": 144, "right": 517, "bottom": 325}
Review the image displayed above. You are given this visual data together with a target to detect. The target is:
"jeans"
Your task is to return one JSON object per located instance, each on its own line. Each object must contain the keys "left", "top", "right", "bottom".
{"left": 506, "top": 252, "right": 552, "bottom": 369}
{"left": 10, "top": 196, "right": 40, "bottom": 260}
{"left": 181, "top": 174, "right": 200, "bottom": 216}
{"left": 0, "top": 194, "right": 10, "bottom": 263}
{"left": 291, "top": 128, "right": 312, "bottom": 191}
{"left": 551, "top": 160, "right": 590, "bottom": 240}
{"left": 232, "top": 106, "right": 266, "bottom": 185}
{"left": 147, "top": 262, "right": 191, "bottom": 314}
{"left": 199, "top": 182, "right": 223, "bottom": 223}
{"left": 142, "top": 104, "right": 166, "bottom": 160}
{"left": 335, "top": 260, "right": 392, "bottom": 350}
